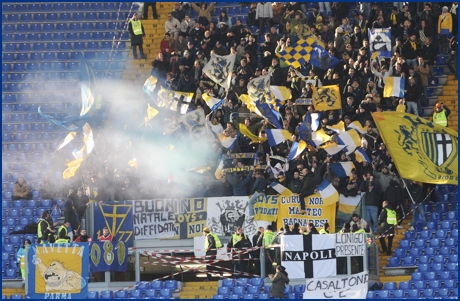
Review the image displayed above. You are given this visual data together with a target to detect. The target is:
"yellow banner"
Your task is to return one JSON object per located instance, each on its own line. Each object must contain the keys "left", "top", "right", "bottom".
{"left": 372, "top": 112, "right": 458, "bottom": 184}
{"left": 254, "top": 195, "right": 280, "bottom": 222}
{"left": 277, "top": 194, "right": 336, "bottom": 230}
{"left": 312, "top": 85, "right": 342, "bottom": 111}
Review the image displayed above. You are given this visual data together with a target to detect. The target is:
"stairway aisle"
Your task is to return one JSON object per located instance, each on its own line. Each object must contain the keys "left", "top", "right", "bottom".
{"left": 121, "top": 3, "right": 172, "bottom": 86}
{"left": 376, "top": 214, "right": 413, "bottom": 286}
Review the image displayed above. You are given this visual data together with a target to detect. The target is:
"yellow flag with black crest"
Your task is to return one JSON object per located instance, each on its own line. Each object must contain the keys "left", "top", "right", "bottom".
{"left": 372, "top": 112, "right": 458, "bottom": 184}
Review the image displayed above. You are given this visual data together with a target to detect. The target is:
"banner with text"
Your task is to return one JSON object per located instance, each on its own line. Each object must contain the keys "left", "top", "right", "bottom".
{"left": 282, "top": 234, "right": 336, "bottom": 279}
{"left": 89, "top": 241, "right": 128, "bottom": 272}
{"left": 254, "top": 195, "right": 279, "bottom": 222}
{"left": 207, "top": 196, "right": 269, "bottom": 238}
{"left": 27, "top": 243, "right": 89, "bottom": 299}
{"left": 335, "top": 233, "right": 366, "bottom": 257}
{"left": 133, "top": 198, "right": 207, "bottom": 240}
{"left": 277, "top": 194, "right": 336, "bottom": 231}
{"left": 303, "top": 271, "right": 369, "bottom": 299}
{"left": 93, "top": 202, "right": 134, "bottom": 247}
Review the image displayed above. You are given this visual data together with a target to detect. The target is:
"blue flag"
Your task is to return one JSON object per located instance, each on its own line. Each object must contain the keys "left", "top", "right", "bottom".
{"left": 255, "top": 102, "right": 283, "bottom": 129}
{"left": 309, "top": 46, "right": 340, "bottom": 70}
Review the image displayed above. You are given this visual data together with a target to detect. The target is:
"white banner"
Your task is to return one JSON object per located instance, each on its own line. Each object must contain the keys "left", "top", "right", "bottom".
{"left": 303, "top": 271, "right": 369, "bottom": 299}
{"left": 282, "top": 234, "right": 337, "bottom": 279}
{"left": 206, "top": 196, "right": 269, "bottom": 239}
{"left": 133, "top": 200, "right": 176, "bottom": 239}
{"left": 335, "top": 233, "right": 366, "bottom": 257}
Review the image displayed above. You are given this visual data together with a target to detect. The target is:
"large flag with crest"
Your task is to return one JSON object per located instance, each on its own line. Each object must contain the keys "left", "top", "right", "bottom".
{"left": 176, "top": 108, "right": 214, "bottom": 139}
{"left": 372, "top": 112, "right": 458, "bottom": 184}
{"left": 247, "top": 75, "right": 271, "bottom": 102}
{"left": 312, "top": 85, "right": 341, "bottom": 111}
{"left": 157, "top": 88, "right": 193, "bottom": 114}
{"left": 203, "top": 53, "right": 236, "bottom": 90}
{"left": 277, "top": 35, "right": 339, "bottom": 70}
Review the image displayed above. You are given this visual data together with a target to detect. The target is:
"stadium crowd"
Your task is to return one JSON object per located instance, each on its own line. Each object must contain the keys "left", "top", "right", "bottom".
{"left": 9, "top": 2, "right": 457, "bottom": 238}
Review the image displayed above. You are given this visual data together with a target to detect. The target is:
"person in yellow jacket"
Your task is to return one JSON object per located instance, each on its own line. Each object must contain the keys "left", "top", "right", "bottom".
{"left": 16, "top": 239, "right": 31, "bottom": 286}
{"left": 378, "top": 201, "right": 397, "bottom": 256}
{"left": 432, "top": 103, "right": 451, "bottom": 127}
{"left": 319, "top": 222, "right": 331, "bottom": 234}
{"left": 261, "top": 225, "right": 276, "bottom": 277}
{"left": 128, "top": 13, "right": 146, "bottom": 60}
{"left": 438, "top": 6, "right": 453, "bottom": 53}
{"left": 203, "top": 227, "right": 222, "bottom": 281}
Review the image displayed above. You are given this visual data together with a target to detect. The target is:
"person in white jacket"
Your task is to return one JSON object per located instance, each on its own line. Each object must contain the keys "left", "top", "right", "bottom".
{"left": 165, "top": 14, "right": 181, "bottom": 40}
{"left": 256, "top": 2, "right": 273, "bottom": 33}
{"left": 180, "top": 14, "right": 196, "bottom": 36}
{"left": 208, "top": 116, "right": 224, "bottom": 134}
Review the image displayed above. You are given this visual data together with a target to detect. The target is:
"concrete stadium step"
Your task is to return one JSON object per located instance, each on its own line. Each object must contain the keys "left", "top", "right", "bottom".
{"left": 2, "top": 288, "right": 25, "bottom": 298}
{"left": 180, "top": 281, "right": 218, "bottom": 299}
{"left": 443, "top": 85, "right": 458, "bottom": 91}
{"left": 441, "top": 90, "right": 458, "bottom": 96}
{"left": 380, "top": 275, "right": 412, "bottom": 283}
{"left": 446, "top": 79, "right": 458, "bottom": 86}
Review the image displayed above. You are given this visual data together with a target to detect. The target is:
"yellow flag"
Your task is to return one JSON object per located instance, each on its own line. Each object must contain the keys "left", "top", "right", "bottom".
{"left": 239, "top": 94, "right": 261, "bottom": 115}
{"left": 63, "top": 156, "right": 86, "bottom": 179}
{"left": 239, "top": 123, "right": 267, "bottom": 143}
{"left": 312, "top": 84, "right": 342, "bottom": 111}
{"left": 371, "top": 52, "right": 379, "bottom": 60}
{"left": 56, "top": 132, "right": 76, "bottom": 151}
{"left": 147, "top": 103, "right": 159, "bottom": 120}
{"left": 372, "top": 112, "right": 458, "bottom": 184}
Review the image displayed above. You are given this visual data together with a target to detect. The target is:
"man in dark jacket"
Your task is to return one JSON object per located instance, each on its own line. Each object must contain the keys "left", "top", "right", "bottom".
{"left": 70, "top": 187, "right": 89, "bottom": 220}
{"left": 251, "top": 227, "right": 264, "bottom": 276}
{"left": 298, "top": 168, "right": 316, "bottom": 214}
{"left": 378, "top": 201, "right": 397, "bottom": 255}
{"left": 234, "top": 233, "right": 252, "bottom": 278}
{"left": 384, "top": 180, "right": 405, "bottom": 229}
{"left": 401, "top": 33, "right": 420, "bottom": 68}
{"left": 288, "top": 171, "right": 302, "bottom": 193}
{"left": 361, "top": 180, "right": 382, "bottom": 233}
{"left": 226, "top": 168, "right": 254, "bottom": 196}
{"left": 404, "top": 76, "right": 421, "bottom": 116}
{"left": 405, "top": 180, "right": 428, "bottom": 231}
{"left": 128, "top": 13, "right": 146, "bottom": 59}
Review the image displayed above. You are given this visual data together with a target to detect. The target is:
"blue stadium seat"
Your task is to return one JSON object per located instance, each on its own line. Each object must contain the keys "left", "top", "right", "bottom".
{"left": 53, "top": 33, "right": 65, "bottom": 41}
{"left": 95, "top": 22, "right": 107, "bottom": 30}
{"left": 102, "top": 2, "right": 115, "bottom": 10}
{"left": 90, "top": 3, "right": 102, "bottom": 10}
{"left": 4, "top": 269, "right": 17, "bottom": 279}
{"left": 150, "top": 281, "right": 163, "bottom": 290}
{"left": 159, "top": 289, "right": 172, "bottom": 298}
{"left": 247, "top": 286, "right": 260, "bottom": 295}
{"left": 437, "top": 288, "right": 451, "bottom": 298}
{"left": 16, "top": 123, "right": 29, "bottom": 132}
{"left": 2, "top": 63, "right": 12, "bottom": 72}
{"left": 432, "top": 263, "right": 444, "bottom": 272}
{"left": 4, "top": 43, "right": 16, "bottom": 52}
{"left": 92, "top": 32, "right": 103, "bottom": 40}
{"left": 84, "top": 52, "right": 96, "bottom": 60}
{"left": 72, "top": 12, "right": 84, "bottom": 21}
{"left": 417, "top": 264, "right": 430, "bottom": 273}
{"left": 213, "top": 295, "right": 225, "bottom": 299}
{"left": 81, "top": 22, "right": 94, "bottom": 31}
{"left": 13, "top": 34, "right": 26, "bottom": 42}
{"left": 113, "top": 290, "right": 128, "bottom": 299}
{"left": 18, "top": 217, "right": 31, "bottom": 227}
{"left": 3, "top": 24, "right": 15, "bottom": 33}
{"left": 3, "top": 53, "right": 14, "bottom": 62}
{"left": 5, "top": 83, "right": 19, "bottom": 92}
{"left": 424, "top": 272, "right": 437, "bottom": 281}
{"left": 9, "top": 74, "right": 22, "bottom": 82}
{"left": 7, "top": 15, "right": 19, "bottom": 22}
{"left": 55, "top": 23, "right": 68, "bottom": 32}
{"left": 418, "top": 255, "right": 431, "bottom": 264}
{"left": 42, "top": 23, "right": 55, "bottom": 32}
{"left": 43, "top": 52, "right": 56, "bottom": 61}
{"left": 99, "top": 290, "right": 113, "bottom": 299}
{"left": 218, "top": 287, "right": 231, "bottom": 295}
{"left": 46, "top": 13, "right": 58, "bottom": 22}
{"left": 16, "top": 53, "right": 28, "bottom": 62}
{"left": 145, "top": 289, "right": 158, "bottom": 298}
{"left": 87, "top": 291, "right": 99, "bottom": 299}
{"left": 228, "top": 294, "right": 240, "bottom": 299}
{"left": 3, "top": 33, "right": 13, "bottom": 42}
{"left": 59, "top": 13, "right": 71, "bottom": 21}
{"left": 12, "top": 133, "right": 26, "bottom": 142}
{"left": 23, "top": 73, "right": 36, "bottom": 82}
{"left": 86, "top": 12, "right": 97, "bottom": 21}
{"left": 164, "top": 280, "right": 177, "bottom": 291}
{"left": 4, "top": 218, "right": 17, "bottom": 227}
{"left": 18, "top": 43, "right": 31, "bottom": 52}
{"left": 68, "top": 23, "right": 81, "bottom": 32}
{"left": 129, "top": 289, "right": 142, "bottom": 298}
{"left": 99, "top": 12, "right": 110, "bottom": 20}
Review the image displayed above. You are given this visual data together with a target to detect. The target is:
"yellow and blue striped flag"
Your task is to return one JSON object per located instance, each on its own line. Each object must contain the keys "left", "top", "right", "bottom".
{"left": 383, "top": 77, "right": 405, "bottom": 98}
{"left": 317, "top": 179, "right": 339, "bottom": 206}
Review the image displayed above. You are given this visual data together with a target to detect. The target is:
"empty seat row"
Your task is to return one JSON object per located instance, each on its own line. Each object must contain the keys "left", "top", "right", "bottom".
{"left": 3, "top": 40, "right": 127, "bottom": 52}
{"left": 3, "top": 12, "right": 130, "bottom": 24}
{"left": 3, "top": 82, "right": 80, "bottom": 93}
{"left": 367, "top": 288, "right": 457, "bottom": 299}
{"left": 405, "top": 226, "right": 459, "bottom": 241}
{"left": 3, "top": 103, "right": 80, "bottom": 114}
{"left": 3, "top": 114, "right": 80, "bottom": 125}
{"left": 2, "top": 51, "right": 126, "bottom": 63}
{"left": 412, "top": 272, "right": 459, "bottom": 284}
{"left": 3, "top": 143, "right": 57, "bottom": 154}
{"left": 2, "top": 3, "right": 129, "bottom": 13}
{"left": 435, "top": 185, "right": 458, "bottom": 194}
{"left": 2, "top": 122, "right": 61, "bottom": 132}
{"left": 2, "top": 199, "right": 57, "bottom": 209}
{"left": 3, "top": 29, "right": 129, "bottom": 41}
{"left": 3, "top": 62, "right": 81, "bottom": 72}
{"left": 3, "top": 72, "right": 80, "bottom": 82}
